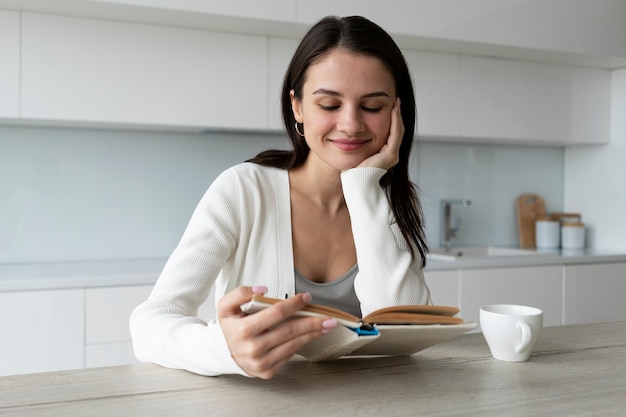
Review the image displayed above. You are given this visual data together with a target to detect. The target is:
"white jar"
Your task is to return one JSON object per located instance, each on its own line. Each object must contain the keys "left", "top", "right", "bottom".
{"left": 561, "top": 222, "right": 585, "bottom": 249}
{"left": 535, "top": 219, "right": 560, "bottom": 249}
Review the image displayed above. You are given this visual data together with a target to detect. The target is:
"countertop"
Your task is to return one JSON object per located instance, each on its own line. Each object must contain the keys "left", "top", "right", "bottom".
{"left": 1, "top": 321, "right": 624, "bottom": 417}
{"left": 0, "top": 258, "right": 167, "bottom": 292}
{"left": 1, "top": 248, "right": 626, "bottom": 292}
{"left": 425, "top": 247, "right": 626, "bottom": 271}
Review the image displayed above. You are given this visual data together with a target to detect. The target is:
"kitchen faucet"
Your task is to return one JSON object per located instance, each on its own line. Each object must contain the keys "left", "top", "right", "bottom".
{"left": 440, "top": 199, "right": 472, "bottom": 251}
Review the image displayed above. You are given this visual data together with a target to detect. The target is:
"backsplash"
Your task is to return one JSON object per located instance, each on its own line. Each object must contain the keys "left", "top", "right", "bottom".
{"left": 0, "top": 125, "right": 563, "bottom": 264}
{"left": 416, "top": 142, "right": 564, "bottom": 249}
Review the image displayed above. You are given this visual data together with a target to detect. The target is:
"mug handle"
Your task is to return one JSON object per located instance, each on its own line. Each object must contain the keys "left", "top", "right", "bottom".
{"left": 515, "top": 321, "right": 532, "bottom": 353}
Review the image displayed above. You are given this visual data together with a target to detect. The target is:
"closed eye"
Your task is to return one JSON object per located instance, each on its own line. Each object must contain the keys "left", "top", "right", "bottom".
{"left": 319, "top": 105, "right": 384, "bottom": 113}
{"left": 362, "top": 106, "right": 383, "bottom": 113}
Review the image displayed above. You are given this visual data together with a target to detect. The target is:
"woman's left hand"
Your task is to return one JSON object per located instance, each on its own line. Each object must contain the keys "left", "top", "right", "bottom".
{"left": 357, "top": 98, "right": 404, "bottom": 171}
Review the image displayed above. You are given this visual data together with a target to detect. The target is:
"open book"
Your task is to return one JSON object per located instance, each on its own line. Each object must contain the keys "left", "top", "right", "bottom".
{"left": 240, "top": 295, "right": 477, "bottom": 362}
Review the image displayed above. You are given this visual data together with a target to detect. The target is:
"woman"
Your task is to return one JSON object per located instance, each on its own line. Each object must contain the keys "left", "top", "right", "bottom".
{"left": 130, "top": 15, "right": 431, "bottom": 379}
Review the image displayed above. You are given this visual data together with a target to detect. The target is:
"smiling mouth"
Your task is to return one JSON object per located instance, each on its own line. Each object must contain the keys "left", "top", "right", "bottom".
{"left": 329, "top": 139, "right": 370, "bottom": 151}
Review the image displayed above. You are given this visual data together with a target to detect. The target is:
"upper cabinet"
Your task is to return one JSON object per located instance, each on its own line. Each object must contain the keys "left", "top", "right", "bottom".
{"left": 268, "top": 36, "right": 298, "bottom": 131}
{"left": 0, "top": 10, "right": 20, "bottom": 119}
{"left": 21, "top": 13, "right": 269, "bottom": 130}
{"left": 457, "top": 56, "right": 611, "bottom": 145}
{"left": 405, "top": 50, "right": 461, "bottom": 139}
{"left": 0, "top": 4, "right": 615, "bottom": 144}
{"left": 406, "top": 51, "right": 611, "bottom": 145}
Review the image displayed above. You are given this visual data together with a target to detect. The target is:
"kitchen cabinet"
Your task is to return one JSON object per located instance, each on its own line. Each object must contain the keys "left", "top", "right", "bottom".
{"left": 0, "top": 9, "right": 20, "bottom": 119}
{"left": 458, "top": 56, "right": 610, "bottom": 145}
{"left": 405, "top": 50, "right": 461, "bottom": 138}
{"left": 2, "top": 9, "right": 611, "bottom": 144}
{"left": 458, "top": 265, "right": 563, "bottom": 329}
{"left": 20, "top": 12, "right": 269, "bottom": 130}
{"left": 268, "top": 36, "right": 299, "bottom": 131}
{"left": 563, "top": 262, "right": 626, "bottom": 325}
{"left": 424, "top": 269, "right": 459, "bottom": 308}
{"left": 0, "top": 289, "right": 84, "bottom": 376}
{"left": 85, "top": 285, "right": 152, "bottom": 368}
{"left": 84, "top": 284, "right": 216, "bottom": 368}
{"left": 4, "top": 0, "right": 626, "bottom": 69}
{"left": 405, "top": 51, "right": 611, "bottom": 145}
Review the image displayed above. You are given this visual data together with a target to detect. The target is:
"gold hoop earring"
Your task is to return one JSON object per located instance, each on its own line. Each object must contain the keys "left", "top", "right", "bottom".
{"left": 295, "top": 122, "right": 305, "bottom": 137}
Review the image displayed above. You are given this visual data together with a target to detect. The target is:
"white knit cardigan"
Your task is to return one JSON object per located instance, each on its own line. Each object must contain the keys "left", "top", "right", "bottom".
{"left": 130, "top": 163, "right": 430, "bottom": 376}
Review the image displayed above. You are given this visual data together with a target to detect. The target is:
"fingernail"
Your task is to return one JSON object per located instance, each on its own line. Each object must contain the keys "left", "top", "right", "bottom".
{"left": 252, "top": 286, "right": 268, "bottom": 294}
{"left": 302, "top": 292, "right": 312, "bottom": 303}
{"left": 322, "top": 319, "right": 337, "bottom": 328}
{"left": 321, "top": 319, "right": 337, "bottom": 334}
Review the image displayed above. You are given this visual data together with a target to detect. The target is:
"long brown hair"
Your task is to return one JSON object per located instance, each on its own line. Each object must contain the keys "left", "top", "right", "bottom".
{"left": 247, "top": 16, "right": 428, "bottom": 266}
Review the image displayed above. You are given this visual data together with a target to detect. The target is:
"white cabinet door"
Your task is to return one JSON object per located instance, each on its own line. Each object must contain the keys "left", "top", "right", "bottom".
{"left": 458, "top": 56, "right": 610, "bottom": 145}
{"left": 85, "top": 342, "right": 138, "bottom": 368}
{"left": 84, "top": 284, "right": 215, "bottom": 368}
{"left": 405, "top": 50, "right": 460, "bottom": 138}
{"left": 85, "top": 285, "right": 152, "bottom": 368}
{"left": 424, "top": 269, "right": 459, "bottom": 308}
{"left": 21, "top": 13, "right": 269, "bottom": 130}
{"left": 0, "top": 289, "right": 85, "bottom": 376}
{"left": 459, "top": 266, "right": 563, "bottom": 330}
{"left": 76, "top": 0, "right": 297, "bottom": 23}
{"left": 268, "top": 36, "right": 298, "bottom": 131}
{"left": 86, "top": 285, "right": 153, "bottom": 345}
{"left": 563, "top": 263, "right": 626, "bottom": 325}
{"left": 0, "top": 10, "right": 20, "bottom": 119}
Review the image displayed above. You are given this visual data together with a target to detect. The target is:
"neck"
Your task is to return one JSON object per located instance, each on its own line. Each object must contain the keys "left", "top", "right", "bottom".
{"left": 289, "top": 160, "right": 345, "bottom": 213}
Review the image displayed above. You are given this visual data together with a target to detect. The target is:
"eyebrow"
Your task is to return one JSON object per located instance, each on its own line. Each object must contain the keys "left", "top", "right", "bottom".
{"left": 312, "top": 88, "right": 390, "bottom": 99}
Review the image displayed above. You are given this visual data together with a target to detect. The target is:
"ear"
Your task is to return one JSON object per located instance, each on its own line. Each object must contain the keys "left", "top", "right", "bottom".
{"left": 290, "top": 89, "right": 303, "bottom": 123}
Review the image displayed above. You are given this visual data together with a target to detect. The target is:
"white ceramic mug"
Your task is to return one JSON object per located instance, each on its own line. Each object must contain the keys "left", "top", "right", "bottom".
{"left": 480, "top": 304, "right": 543, "bottom": 362}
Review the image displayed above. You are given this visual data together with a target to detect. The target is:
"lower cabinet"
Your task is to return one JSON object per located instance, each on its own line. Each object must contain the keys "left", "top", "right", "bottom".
{"left": 424, "top": 269, "right": 459, "bottom": 307}
{"left": 1, "top": 262, "right": 624, "bottom": 375}
{"left": 0, "top": 289, "right": 85, "bottom": 376}
{"left": 427, "top": 262, "right": 626, "bottom": 331}
{"left": 84, "top": 284, "right": 216, "bottom": 369}
{"left": 459, "top": 266, "right": 563, "bottom": 330}
{"left": 85, "top": 285, "right": 153, "bottom": 368}
{"left": 563, "top": 262, "right": 626, "bottom": 324}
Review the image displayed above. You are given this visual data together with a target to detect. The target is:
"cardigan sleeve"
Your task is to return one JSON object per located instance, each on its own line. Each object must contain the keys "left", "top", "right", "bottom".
{"left": 340, "top": 167, "right": 431, "bottom": 316}
{"left": 129, "top": 168, "right": 249, "bottom": 377}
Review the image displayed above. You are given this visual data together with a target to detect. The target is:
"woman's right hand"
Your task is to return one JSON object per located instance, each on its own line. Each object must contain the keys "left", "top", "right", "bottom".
{"left": 217, "top": 286, "right": 337, "bottom": 379}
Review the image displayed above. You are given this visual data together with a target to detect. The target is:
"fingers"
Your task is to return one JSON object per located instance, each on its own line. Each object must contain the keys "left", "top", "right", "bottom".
{"left": 387, "top": 98, "right": 404, "bottom": 158}
{"left": 235, "top": 316, "right": 336, "bottom": 379}
{"left": 216, "top": 285, "right": 268, "bottom": 319}
{"left": 217, "top": 286, "right": 338, "bottom": 379}
{"left": 356, "top": 98, "right": 403, "bottom": 170}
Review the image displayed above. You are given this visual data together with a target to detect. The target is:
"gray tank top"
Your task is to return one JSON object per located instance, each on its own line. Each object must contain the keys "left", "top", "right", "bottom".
{"left": 295, "top": 263, "right": 361, "bottom": 318}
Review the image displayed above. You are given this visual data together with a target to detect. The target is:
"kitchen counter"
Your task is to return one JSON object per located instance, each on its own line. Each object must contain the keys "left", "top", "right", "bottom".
{"left": 0, "top": 258, "right": 167, "bottom": 292}
{"left": 1, "top": 249, "right": 626, "bottom": 292}
{"left": 425, "top": 248, "right": 626, "bottom": 271}
{"left": 1, "top": 321, "right": 624, "bottom": 417}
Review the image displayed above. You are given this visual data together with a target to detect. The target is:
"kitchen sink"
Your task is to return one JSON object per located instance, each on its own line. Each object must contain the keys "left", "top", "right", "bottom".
{"left": 427, "top": 246, "right": 553, "bottom": 261}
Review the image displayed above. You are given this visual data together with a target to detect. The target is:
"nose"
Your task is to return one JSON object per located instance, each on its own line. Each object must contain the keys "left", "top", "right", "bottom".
{"left": 337, "top": 105, "right": 365, "bottom": 136}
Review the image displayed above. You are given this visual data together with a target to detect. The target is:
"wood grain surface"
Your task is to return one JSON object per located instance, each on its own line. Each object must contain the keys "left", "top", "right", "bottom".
{"left": 1, "top": 322, "right": 625, "bottom": 417}
{"left": 516, "top": 193, "right": 547, "bottom": 248}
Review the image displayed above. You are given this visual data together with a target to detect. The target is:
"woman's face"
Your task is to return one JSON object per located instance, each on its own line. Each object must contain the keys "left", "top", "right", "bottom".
{"left": 291, "top": 48, "right": 397, "bottom": 173}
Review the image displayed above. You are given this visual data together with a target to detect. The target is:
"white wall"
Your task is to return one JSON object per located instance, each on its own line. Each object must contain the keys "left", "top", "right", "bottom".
{"left": 0, "top": 125, "right": 564, "bottom": 263}
{"left": 564, "top": 68, "right": 626, "bottom": 250}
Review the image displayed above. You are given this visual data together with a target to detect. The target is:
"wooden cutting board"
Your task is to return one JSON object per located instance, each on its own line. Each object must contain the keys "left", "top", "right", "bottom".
{"left": 515, "top": 193, "right": 546, "bottom": 248}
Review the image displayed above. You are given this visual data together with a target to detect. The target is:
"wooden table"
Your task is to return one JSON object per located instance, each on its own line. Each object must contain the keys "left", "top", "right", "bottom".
{"left": 1, "top": 322, "right": 625, "bottom": 417}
